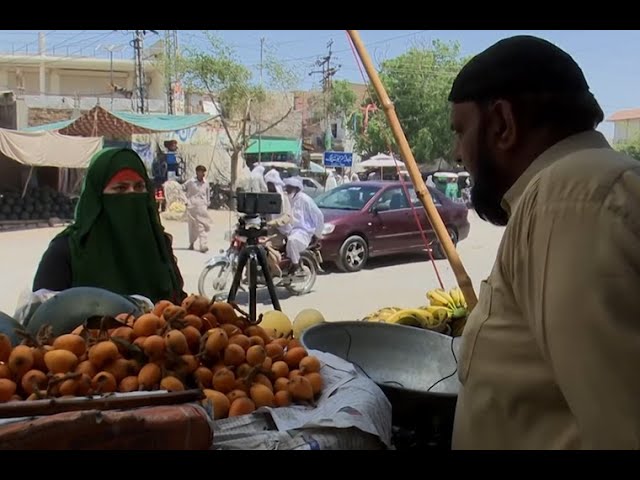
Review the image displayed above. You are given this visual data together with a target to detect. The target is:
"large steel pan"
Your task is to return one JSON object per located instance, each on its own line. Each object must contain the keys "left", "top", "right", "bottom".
{"left": 301, "top": 321, "right": 462, "bottom": 429}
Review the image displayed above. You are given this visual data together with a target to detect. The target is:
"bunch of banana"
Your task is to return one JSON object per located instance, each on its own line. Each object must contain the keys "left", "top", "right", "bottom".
{"left": 450, "top": 287, "right": 468, "bottom": 310}
{"left": 362, "top": 307, "right": 403, "bottom": 322}
{"left": 385, "top": 308, "right": 438, "bottom": 329}
{"left": 425, "top": 305, "right": 452, "bottom": 323}
{"left": 426, "top": 288, "right": 468, "bottom": 319}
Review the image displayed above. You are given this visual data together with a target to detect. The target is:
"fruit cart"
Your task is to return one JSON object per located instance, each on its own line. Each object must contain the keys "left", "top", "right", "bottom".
{"left": 0, "top": 391, "right": 213, "bottom": 450}
{"left": 0, "top": 288, "right": 394, "bottom": 450}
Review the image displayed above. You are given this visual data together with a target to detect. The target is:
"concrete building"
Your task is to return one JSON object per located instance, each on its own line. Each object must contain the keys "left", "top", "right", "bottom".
{"left": 0, "top": 47, "right": 166, "bottom": 129}
{"left": 607, "top": 108, "right": 640, "bottom": 144}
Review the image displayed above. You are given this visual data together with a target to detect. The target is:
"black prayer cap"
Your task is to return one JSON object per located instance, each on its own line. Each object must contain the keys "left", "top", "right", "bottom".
{"left": 448, "top": 35, "right": 590, "bottom": 103}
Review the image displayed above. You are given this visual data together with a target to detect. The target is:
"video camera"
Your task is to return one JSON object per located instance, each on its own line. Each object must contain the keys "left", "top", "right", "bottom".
{"left": 236, "top": 190, "right": 282, "bottom": 216}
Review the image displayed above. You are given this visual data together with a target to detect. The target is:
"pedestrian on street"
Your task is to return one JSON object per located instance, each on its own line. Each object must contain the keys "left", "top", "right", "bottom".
{"left": 183, "top": 165, "right": 211, "bottom": 253}
{"left": 449, "top": 35, "right": 640, "bottom": 450}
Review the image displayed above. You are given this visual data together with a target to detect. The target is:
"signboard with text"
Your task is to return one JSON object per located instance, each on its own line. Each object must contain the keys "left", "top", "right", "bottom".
{"left": 323, "top": 151, "right": 353, "bottom": 168}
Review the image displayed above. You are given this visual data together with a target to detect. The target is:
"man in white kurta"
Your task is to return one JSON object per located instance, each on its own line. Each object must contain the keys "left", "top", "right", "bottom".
{"left": 183, "top": 165, "right": 211, "bottom": 253}
{"left": 263, "top": 169, "right": 292, "bottom": 277}
{"left": 282, "top": 177, "right": 324, "bottom": 274}
{"left": 248, "top": 164, "right": 268, "bottom": 193}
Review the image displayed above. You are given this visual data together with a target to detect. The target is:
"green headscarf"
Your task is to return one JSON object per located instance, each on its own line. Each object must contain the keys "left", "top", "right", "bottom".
{"left": 58, "top": 147, "right": 183, "bottom": 304}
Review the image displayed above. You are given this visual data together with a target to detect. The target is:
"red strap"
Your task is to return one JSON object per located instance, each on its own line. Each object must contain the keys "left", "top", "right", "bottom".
{"left": 106, "top": 168, "right": 144, "bottom": 187}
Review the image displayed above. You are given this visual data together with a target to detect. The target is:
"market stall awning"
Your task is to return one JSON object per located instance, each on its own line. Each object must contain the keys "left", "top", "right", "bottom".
{"left": 0, "top": 128, "right": 103, "bottom": 168}
{"left": 21, "top": 105, "right": 219, "bottom": 138}
{"left": 246, "top": 137, "right": 301, "bottom": 155}
{"left": 22, "top": 119, "right": 75, "bottom": 133}
{"left": 357, "top": 153, "right": 403, "bottom": 170}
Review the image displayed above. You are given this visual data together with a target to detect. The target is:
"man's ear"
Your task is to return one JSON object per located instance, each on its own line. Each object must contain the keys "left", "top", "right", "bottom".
{"left": 487, "top": 100, "right": 517, "bottom": 151}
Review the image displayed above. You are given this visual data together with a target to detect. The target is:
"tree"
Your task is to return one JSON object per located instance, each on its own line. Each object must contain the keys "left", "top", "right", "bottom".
{"left": 181, "top": 32, "right": 299, "bottom": 190}
{"left": 327, "top": 80, "right": 358, "bottom": 121}
{"left": 346, "top": 40, "right": 468, "bottom": 163}
{"left": 615, "top": 135, "right": 640, "bottom": 161}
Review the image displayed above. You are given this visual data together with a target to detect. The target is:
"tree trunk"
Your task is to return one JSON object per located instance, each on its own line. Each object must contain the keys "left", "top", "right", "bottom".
{"left": 229, "top": 148, "right": 240, "bottom": 210}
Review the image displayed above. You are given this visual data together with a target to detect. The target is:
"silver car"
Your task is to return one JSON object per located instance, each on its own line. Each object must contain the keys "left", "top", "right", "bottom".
{"left": 301, "top": 177, "right": 325, "bottom": 198}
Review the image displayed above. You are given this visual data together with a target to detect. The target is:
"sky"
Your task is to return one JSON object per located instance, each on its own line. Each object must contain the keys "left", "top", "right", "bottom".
{"left": 0, "top": 29, "right": 636, "bottom": 139}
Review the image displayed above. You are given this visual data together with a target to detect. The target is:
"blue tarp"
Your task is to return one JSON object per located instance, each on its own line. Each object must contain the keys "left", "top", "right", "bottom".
{"left": 109, "top": 111, "right": 216, "bottom": 132}
{"left": 21, "top": 106, "right": 218, "bottom": 134}
{"left": 22, "top": 119, "right": 75, "bottom": 132}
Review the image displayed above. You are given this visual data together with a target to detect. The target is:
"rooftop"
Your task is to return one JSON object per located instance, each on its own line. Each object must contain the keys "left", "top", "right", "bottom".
{"left": 607, "top": 108, "right": 640, "bottom": 122}
{"left": 0, "top": 54, "right": 155, "bottom": 72}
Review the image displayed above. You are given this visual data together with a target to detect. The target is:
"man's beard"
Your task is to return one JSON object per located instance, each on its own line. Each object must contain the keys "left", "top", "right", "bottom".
{"left": 470, "top": 136, "right": 510, "bottom": 227}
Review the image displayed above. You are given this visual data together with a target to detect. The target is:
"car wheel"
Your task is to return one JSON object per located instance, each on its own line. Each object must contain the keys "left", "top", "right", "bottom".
{"left": 337, "top": 235, "right": 369, "bottom": 273}
{"left": 433, "top": 227, "right": 458, "bottom": 260}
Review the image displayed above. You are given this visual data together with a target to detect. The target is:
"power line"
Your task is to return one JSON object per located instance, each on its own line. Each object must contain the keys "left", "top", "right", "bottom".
{"left": 308, "top": 40, "right": 341, "bottom": 151}
{"left": 130, "top": 30, "right": 158, "bottom": 113}
{"left": 165, "top": 30, "right": 179, "bottom": 114}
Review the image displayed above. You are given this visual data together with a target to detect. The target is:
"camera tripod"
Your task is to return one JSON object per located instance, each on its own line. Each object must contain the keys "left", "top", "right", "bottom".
{"left": 227, "top": 215, "right": 282, "bottom": 324}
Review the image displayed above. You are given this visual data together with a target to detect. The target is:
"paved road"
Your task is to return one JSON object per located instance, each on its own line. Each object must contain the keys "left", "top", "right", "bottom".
{"left": 0, "top": 210, "right": 504, "bottom": 322}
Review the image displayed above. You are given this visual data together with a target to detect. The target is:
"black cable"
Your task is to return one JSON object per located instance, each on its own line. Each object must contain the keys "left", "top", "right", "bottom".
{"left": 339, "top": 325, "right": 458, "bottom": 392}
{"left": 426, "top": 335, "right": 458, "bottom": 392}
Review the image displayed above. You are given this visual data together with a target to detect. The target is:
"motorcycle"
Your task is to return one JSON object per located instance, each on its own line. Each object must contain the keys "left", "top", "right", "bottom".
{"left": 197, "top": 221, "right": 323, "bottom": 302}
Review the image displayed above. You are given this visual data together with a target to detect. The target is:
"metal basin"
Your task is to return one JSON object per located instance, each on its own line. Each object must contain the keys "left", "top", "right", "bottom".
{"left": 301, "top": 321, "right": 462, "bottom": 429}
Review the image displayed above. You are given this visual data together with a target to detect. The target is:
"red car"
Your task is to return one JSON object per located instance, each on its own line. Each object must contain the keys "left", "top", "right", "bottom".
{"left": 315, "top": 181, "right": 470, "bottom": 272}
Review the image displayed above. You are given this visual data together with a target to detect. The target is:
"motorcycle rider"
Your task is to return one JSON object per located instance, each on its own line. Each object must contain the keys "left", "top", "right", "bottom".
{"left": 263, "top": 169, "right": 292, "bottom": 277}
{"left": 282, "top": 176, "right": 325, "bottom": 275}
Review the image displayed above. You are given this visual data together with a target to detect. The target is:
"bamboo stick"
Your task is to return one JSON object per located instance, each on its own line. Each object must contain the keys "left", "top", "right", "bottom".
{"left": 346, "top": 30, "right": 478, "bottom": 313}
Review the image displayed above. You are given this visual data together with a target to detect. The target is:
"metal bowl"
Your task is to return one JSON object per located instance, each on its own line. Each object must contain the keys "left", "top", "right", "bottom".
{"left": 301, "top": 321, "right": 462, "bottom": 429}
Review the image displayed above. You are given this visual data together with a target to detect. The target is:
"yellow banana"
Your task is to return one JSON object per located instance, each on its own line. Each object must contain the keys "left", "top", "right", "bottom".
{"left": 427, "top": 289, "right": 456, "bottom": 309}
{"left": 387, "top": 308, "right": 437, "bottom": 328}
{"left": 388, "top": 315, "right": 423, "bottom": 328}
{"left": 364, "top": 307, "right": 403, "bottom": 322}
{"left": 449, "top": 288, "right": 461, "bottom": 308}
{"left": 425, "top": 305, "right": 452, "bottom": 323}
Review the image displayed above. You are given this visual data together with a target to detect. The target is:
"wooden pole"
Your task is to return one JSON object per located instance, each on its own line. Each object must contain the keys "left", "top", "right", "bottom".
{"left": 346, "top": 30, "right": 478, "bottom": 312}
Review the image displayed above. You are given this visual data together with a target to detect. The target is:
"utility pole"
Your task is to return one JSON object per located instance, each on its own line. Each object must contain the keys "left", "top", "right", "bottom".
{"left": 38, "top": 32, "right": 46, "bottom": 99}
{"left": 98, "top": 44, "right": 124, "bottom": 110}
{"left": 309, "top": 40, "right": 341, "bottom": 151}
{"left": 165, "top": 30, "right": 178, "bottom": 115}
{"left": 258, "top": 37, "right": 265, "bottom": 164}
{"left": 131, "top": 30, "right": 158, "bottom": 114}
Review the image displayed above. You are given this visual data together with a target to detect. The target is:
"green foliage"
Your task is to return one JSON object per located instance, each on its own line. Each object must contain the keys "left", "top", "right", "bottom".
{"left": 615, "top": 135, "right": 640, "bottom": 161}
{"left": 327, "top": 80, "right": 358, "bottom": 120}
{"left": 181, "top": 32, "right": 298, "bottom": 124}
{"left": 171, "top": 32, "right": 300, "bottom": 189}
{"left": 347, "top": 40, "right": 468, "bottom": 162}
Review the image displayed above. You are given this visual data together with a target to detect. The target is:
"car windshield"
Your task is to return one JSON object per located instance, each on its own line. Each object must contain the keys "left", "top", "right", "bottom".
{"left": 315, "top": 185, "right": 380, "bottom": 211}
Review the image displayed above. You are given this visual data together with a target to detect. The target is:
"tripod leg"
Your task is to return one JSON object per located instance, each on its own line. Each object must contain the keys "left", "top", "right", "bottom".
{"left": 256, "top": 246, "right": 282, "bottom": 312}
{"left": 248, "top": 254, "right": 258, "bottom": 323}
{"left": 227, "top": 249, "right": 249, "bottom": 303}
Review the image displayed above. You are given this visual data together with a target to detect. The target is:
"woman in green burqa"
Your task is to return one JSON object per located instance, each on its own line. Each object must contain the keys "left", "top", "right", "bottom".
{"left": 33, "top": 148, "right": 187, "bottom": 304}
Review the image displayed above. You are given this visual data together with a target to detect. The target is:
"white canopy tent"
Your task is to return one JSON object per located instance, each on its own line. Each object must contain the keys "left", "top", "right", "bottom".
{"left": 357, "top": 153, "right": 404, "bottom": 171}
{"left": 0, "top": 129, "right": 103, "bottom": 169}
{"left": 0, "top": 128, "right": 103, "bottom": 196}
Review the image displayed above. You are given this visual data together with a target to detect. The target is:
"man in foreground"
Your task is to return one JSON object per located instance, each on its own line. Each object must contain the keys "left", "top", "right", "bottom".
{"left": 449, "top": 35, "right": 640, "bottom": 449}
{"left": 183, "top": 165, "right": 211, "bottom": 253}
{"left": 282, "top": 177, "right": 324, "bottom": 275}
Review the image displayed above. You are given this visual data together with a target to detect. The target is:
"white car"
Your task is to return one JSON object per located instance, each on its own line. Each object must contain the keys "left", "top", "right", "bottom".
{"left": 301, "top": 177, "right": 325, "bottom": 198}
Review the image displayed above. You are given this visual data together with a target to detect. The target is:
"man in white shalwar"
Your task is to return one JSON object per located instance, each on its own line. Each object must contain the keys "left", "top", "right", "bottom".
{"left": 324, "top": 171, "right": 338, "bottom": 191}
{"left": 183, "top": 165, "right": 211, "bottom": 253}
{"left": 264, "top": 169, "right": 292, "bottom": 277}
{"left": 248, "top": 164, "right": 268, "bottom": 193}
{"left": 282, "top": 177, "right": 324, "bottom": 274}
